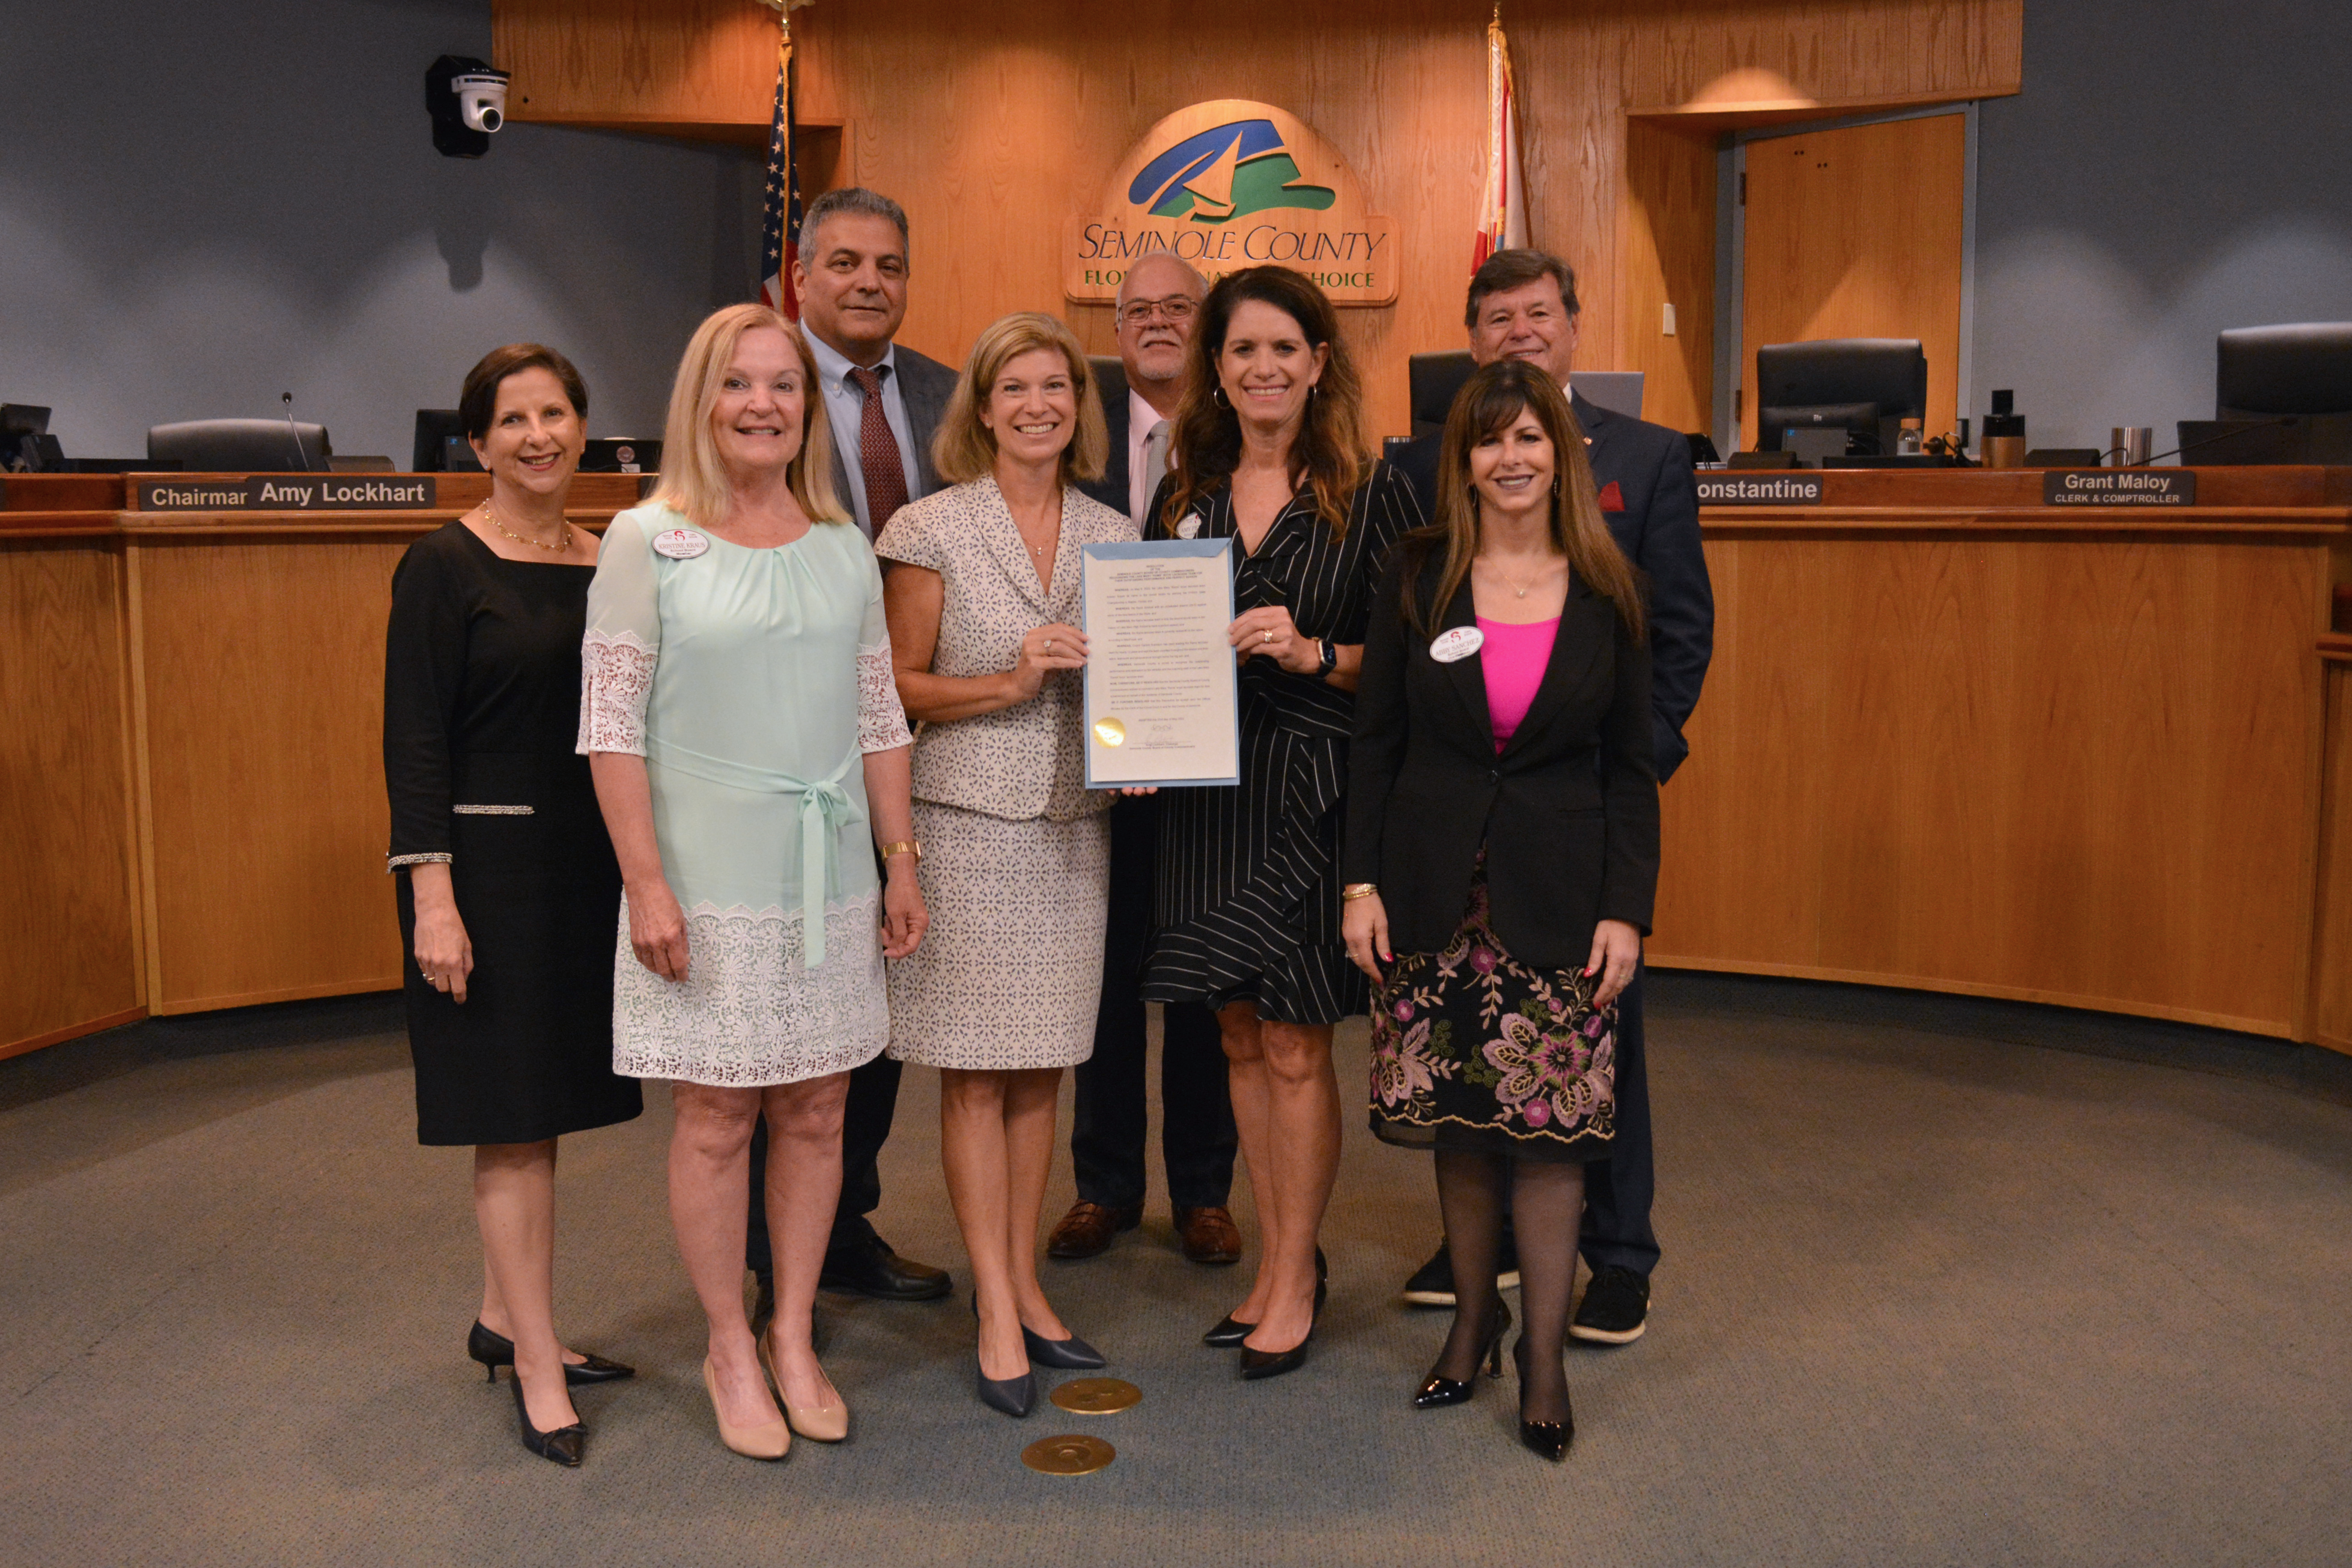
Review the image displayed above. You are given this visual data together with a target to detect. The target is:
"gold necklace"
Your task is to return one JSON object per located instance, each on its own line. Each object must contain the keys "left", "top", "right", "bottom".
{"left": 483, "top": 500, "right": 571, "bottom": 554}
{"left": 1482, "top": 555, "right": 1555, "bottom": 599}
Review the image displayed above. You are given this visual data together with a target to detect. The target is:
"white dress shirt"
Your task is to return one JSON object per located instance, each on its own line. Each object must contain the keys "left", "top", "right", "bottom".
{"left": 808, "top": 330, "right": 923, "bottom": 537}
{"left": 1127, "top": 387, "right": 1174, "bottom": 526}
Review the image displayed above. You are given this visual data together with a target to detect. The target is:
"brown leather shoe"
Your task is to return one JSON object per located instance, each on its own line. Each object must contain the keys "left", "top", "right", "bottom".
{"left": 1046, "top": 1200, "right": 1142, "bottom": 1259}
{"left": 1175, "top": 1205, "right": 1243, "bottom": 1265}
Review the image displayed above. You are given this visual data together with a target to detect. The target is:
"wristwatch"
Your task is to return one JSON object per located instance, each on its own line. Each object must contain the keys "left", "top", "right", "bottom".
{"left": 1315, "top": 636, "right": 1339, "bottom": 677}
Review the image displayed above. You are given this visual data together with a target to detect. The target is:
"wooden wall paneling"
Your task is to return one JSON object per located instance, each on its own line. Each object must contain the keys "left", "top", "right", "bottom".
{"left": 494, "top": 0, "right": 779, "bottom": 134}
{"left": 784, "top": 0, "right": 2018, "bottom": 443}
{"left": 1618, "top": 118, "right": 1719, "bottom": 434}
{"left": 1739, "top": 112, "right": 1968, "bottom": 450}
{"left": 2312, "top": 642, "right": 2352, "bottom": 1052}
{"left": 1652, "top": 530, "right": 2336, "bottom": 1036}
{"left": 0, "top": 539, "right": 144, "bottom": 1057}
{"left": 129, "top": 532, "right": 421, "bottom": 1013}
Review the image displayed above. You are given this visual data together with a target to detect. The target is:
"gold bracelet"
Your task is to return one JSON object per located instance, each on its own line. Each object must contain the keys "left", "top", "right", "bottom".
{"left": 879, "top": 840, "right": 921, "bottom": 862}
{"left": 1341, "top": 882, "right": 1379, "bottom": 901}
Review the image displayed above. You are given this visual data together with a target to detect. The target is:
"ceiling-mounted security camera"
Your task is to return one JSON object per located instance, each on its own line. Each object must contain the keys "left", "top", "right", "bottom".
{"left": 426, "top": 55, "right": 512, "bottom": 158}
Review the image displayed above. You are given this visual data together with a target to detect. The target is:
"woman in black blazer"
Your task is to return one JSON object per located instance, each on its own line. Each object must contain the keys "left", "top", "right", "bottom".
{"left": 1342, "top": 359, "right": 1659, "bottom": 1460}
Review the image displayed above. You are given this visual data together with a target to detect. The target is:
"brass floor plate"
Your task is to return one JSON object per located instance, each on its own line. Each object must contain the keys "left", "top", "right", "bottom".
{"left": 1022, "top": 1433, "right": 1116, "bottom": 1475}
{"left": 1049, "top": 1377, "right": 1142, "bottom": 1415}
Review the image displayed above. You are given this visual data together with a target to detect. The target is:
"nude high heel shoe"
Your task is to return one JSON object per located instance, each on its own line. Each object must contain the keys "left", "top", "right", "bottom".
{"left": 702, "top": 1356, "right": 790, "bottom": 1460}
{"left": 761, "top": 1327, "right": 849, "bottom": 1443}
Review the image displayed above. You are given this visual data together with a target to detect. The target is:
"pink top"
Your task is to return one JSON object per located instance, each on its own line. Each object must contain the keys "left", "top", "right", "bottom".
{"left": 1477, "top": 615, "right": 1559, "bottom": 751}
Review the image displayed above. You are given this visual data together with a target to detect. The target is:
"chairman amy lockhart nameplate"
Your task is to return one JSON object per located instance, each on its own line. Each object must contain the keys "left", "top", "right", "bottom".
{"left": 1080, "top": 538, "right": 1241, "bottom": 789}
{"left": 134, "top": 476, "right": 440, "bottom": 511}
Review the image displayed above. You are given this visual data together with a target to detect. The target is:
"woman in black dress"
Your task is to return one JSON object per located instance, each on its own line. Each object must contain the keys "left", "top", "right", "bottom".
{"left": 1342, "top": 360, "right": 1658, "bottom": 1459}
{"left": 383, "top": 344, "right": 641, "bottom": 1466}
{"left": 1143, "top": 267, "right": 1422, "bottom": 1378}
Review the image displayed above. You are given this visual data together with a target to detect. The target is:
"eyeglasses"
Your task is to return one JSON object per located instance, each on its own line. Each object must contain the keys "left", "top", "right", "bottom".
{"left": 1119, "top": 296, "right": 1199, "bottom": 327}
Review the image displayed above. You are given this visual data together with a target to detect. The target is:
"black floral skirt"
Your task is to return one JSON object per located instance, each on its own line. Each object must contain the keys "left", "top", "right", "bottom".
{"left": 1368, "top": 867, "right": 1616, "bottom": 1164}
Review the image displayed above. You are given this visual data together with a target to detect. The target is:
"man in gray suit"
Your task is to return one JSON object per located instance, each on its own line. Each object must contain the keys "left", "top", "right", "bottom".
{"left": 748, "top": 188, "right": 957, "bottom": 1316}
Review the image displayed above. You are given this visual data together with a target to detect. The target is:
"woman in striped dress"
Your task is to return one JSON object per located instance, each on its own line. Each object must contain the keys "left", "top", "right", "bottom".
{"left": 1142, "top": 267, "right": 1421, "bottom": 1378}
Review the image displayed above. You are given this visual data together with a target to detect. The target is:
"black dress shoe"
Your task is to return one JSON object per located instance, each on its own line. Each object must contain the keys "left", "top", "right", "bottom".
{"left": 975, "top": 1358, "right": 1036, "bottom": 1417}
{"left": 1401, "top": 1237, "right": 1520, "bottom": 1307}
{"left": 1413, "top": 1300, "right": 1510, "bottom": 1409}
{"left": 1023, "top": 1323, "right": 1106, "bottom": 1370}
{"left": 468, "top": 1321, "right": 635, "bottom": 1387}
{"left": 1238, "top": 1270, "right": 1325, "bottom": 1381}
{"left": 1513, "top": 1336, "right": 1574, "bottom": 1460}
{"left": 1201, "top": 1313, "right": 1254, "bottom": 1349}
{"left": 1207, "top": 1253, "right": 1325, "bottom": 1348}
{"left": 509, "top": 1374, "right": 585, "bottom": 1466}
{"left": 820, "top": 1236, "right": 952, "bottom": 1301}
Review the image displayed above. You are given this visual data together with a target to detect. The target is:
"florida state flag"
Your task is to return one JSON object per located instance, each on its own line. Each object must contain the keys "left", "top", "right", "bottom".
{"left": 1472, "top": 8, "right": 1528, "bottom": 272}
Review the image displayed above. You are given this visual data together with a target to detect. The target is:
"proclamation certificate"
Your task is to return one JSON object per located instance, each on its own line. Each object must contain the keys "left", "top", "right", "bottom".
{"left": 1080, "top": 539, "right": 1241, "bottom": 788}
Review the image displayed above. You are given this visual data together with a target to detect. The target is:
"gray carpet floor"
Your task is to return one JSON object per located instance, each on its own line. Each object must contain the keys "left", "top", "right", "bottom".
{"left": 3, "top": 974, "right": 2348, "bottom": 1568}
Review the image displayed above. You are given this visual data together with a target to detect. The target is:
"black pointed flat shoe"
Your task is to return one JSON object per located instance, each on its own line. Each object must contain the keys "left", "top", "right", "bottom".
{"left": 509, "top": 1373, "right": 585, "bottom": 1466}
{"left": 468, "top": 1321, "right": 635, "bottom": 1386}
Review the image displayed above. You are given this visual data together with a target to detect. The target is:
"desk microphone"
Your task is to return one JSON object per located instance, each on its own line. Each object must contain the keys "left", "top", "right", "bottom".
{"left": 281, "top": 391, "right": 311, "bottom": 472}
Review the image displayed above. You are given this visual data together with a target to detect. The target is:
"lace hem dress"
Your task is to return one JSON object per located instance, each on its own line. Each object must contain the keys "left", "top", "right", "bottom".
{"left": 579, "top": 504, "right": 913, "bottom": 1088}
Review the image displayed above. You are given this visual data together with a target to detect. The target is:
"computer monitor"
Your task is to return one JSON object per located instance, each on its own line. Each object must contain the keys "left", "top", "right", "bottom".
{"left": 2216, "top": 323, "right": 2352, "bottom": 418}
{"left": 1754, "top": 338, "right": 1927, "bottom": 454}
{"left": 413, "top": 409, "right": 468, "bottom": 472}
{"left": 148, "top": 418, "right": 329, "bottom": 473}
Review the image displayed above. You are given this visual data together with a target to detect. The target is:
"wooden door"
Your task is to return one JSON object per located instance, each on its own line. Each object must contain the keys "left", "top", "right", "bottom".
{"left": 1739, "top": 114, "right": 1965, "bottom": 451}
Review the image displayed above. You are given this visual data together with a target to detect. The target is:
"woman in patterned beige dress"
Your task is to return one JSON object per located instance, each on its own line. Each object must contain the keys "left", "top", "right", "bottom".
{"left": 876, "top": 313, "right": 1136, "bottom": 1417}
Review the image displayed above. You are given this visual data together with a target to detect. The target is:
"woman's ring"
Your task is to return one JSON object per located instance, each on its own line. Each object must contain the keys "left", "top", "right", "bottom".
{"left": 1044, "top": 638, "right": 1054, "bottom": 652}
{"left": 1261, "top": 629, "right": 1273, "bottom": 644}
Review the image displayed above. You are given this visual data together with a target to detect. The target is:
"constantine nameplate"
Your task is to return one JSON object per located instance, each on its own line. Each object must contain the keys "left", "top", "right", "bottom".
{"left": 135, "top": 476, "right": 439, "bottom": 512}
{"left": 1696, "top": 475, "right": 1823, "bottom": 505}
{"left": 2042, "top": 470, "right": 2194, "bottom": 506}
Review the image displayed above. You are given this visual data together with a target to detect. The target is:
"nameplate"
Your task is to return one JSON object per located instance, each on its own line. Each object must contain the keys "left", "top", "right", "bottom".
{"left": 2042, "top": 470, "right": 2195, "bottom": 507}
{"left": 1696, "top": 474, "right": 1823, "bottom": 505}
{"left": 134, "top": 475, "right": 439, "bottom": 512}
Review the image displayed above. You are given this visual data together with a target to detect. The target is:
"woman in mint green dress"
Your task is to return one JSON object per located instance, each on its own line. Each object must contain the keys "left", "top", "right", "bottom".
{"left": 581, "top": 303, "right": 926, "bottom": 1461}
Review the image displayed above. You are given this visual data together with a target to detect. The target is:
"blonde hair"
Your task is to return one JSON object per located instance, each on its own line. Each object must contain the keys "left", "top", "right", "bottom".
{"left": 650, "top": 303, "right": 847, "bottom": 529}
{"left": 931, "top": 312, "right": 1109, "bottom": 486}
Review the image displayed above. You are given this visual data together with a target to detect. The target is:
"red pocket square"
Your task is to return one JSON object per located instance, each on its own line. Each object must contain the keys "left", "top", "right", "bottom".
{"left": 1595, "top": 481, "right": 1625, "bottom": 512}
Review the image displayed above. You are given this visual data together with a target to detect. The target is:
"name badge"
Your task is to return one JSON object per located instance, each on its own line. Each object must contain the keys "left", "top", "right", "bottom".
{"left": 1430, "top": 626, "right": 1484, "bottom": 663}
{"left": 1174, "top": 514, "right": 1203, "bottom": 539}
{"left": 653, "top": 528, "right": 709, "bottom": 560}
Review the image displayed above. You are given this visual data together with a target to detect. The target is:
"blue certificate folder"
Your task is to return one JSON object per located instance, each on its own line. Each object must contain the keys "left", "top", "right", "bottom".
{"left": 1080, "top": 537, "right": 1241, "bottom": 789}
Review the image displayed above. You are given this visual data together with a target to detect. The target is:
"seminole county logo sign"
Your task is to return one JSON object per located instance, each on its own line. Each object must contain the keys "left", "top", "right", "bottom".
{"left": 1067, "top": 100, "right": 1398, "bottom": 307}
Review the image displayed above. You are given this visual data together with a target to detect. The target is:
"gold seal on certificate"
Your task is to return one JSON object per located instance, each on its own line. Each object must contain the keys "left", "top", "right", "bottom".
{"left": 1080, "top": 539, "right": 1242, "bottom": 788}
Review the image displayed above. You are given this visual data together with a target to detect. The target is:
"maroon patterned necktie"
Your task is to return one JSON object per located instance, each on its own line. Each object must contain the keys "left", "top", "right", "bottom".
{"left": 848, "top": 364, "right": 910, "bottom": 531}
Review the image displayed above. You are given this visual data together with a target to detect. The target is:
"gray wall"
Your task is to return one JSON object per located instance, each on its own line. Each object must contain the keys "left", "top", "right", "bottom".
{"left": 1972, "top": 0, "right": 2352, "bottom": 452}
{"left": 0, "top": 0, "right": 761, "bottom": 462}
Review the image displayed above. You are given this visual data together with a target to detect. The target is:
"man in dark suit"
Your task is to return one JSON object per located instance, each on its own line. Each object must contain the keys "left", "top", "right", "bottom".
{"left": 1045, "top": 254, "right": 1243, "bottom": 1267}
{"left": 1390, "top": 248, "right": 1713, "bottom": 1344}
{"left": 748, "top": 188, "right": 958, "bottom": 1317}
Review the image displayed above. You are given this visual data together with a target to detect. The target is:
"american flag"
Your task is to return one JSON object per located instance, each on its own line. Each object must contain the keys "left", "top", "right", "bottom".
{"left": 757, "top": 14, "right": 802, "bottom": 319}
{"left": 1472, "top": 7, "right": 1528, "bottom": 273}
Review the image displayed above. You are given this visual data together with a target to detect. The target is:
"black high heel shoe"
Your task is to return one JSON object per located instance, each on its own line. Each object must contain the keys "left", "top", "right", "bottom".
{"left": 971, "top": 1295, "right": 1038, "bottom": 1416}
{"left": 468, "top": 1321, "right": 634, "bottom": 1386}
{"left": 509, "top": 1372, "right": 586, "bottom": 1466}
{"left": 1205, "top": 1247, "right": 1327, "bottom": 1349}
{"left": 1238, "top": 1254, "right": 1328, "bottom": 1382}
{"left": 1512, "top": 1336, "right": 1574, "bottom": 1461}
{"left": 1413, "top": 1299, "right": 1511, "bottom": 1409}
